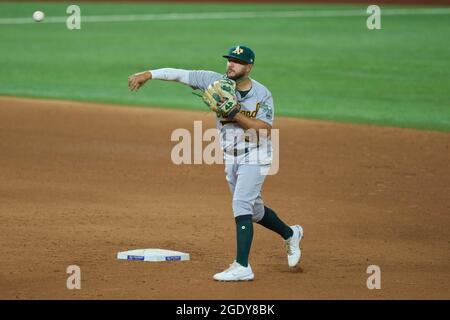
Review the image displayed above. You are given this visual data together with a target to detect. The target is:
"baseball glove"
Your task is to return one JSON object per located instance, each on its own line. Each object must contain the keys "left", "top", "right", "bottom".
{"left": 202, "top": 79, "right": 241, "bottom": 119}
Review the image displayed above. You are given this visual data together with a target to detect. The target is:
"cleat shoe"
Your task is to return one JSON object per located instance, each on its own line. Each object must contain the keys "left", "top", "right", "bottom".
{"left": 213, "top": 261, "right": 254, "bottom": 281}
{"left": 284, "top": 225, "right": 303, "bottom": 267}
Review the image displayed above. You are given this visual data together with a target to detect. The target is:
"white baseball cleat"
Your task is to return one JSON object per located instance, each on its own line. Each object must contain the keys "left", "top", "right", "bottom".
{"left": 284, "top": 225, "right": 304, "bottom": 267}
{"left": 213, "top": 261, "right": 254, "bottom": 281}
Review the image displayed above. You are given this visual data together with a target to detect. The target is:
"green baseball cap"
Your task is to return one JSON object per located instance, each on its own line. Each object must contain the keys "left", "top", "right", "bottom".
{"left": 222, "top": 45, "right": 255, "bottom": 64}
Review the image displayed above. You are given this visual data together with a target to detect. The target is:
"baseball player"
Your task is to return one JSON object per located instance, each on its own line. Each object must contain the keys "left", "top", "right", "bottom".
{"left": 128, "top": 45, "right": 303, "bottom": 281}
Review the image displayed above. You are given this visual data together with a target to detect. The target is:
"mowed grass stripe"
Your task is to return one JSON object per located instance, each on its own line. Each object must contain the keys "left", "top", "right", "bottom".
{"left": 2, "top": 7, "right": 450, "bottom": 24}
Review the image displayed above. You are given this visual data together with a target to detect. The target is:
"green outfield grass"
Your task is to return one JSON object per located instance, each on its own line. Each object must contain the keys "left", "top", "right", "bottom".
{"left": 1, "top": 2, "right": 449, "bottom": 131}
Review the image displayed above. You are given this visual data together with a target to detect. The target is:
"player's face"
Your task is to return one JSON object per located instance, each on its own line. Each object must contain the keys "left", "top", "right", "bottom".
{"left": 226, "top": 59, "right": 252, "bottom": 80}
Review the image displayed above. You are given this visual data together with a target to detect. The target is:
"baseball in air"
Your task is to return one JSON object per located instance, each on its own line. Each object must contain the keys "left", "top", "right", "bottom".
{"left": 33, "top": 11, "right": 45, "bottom": 22}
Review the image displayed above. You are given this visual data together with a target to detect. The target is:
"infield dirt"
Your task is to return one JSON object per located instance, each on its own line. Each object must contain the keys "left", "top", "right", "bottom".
{"left": 0, "top": 96, "right": 449, "bottom": 299}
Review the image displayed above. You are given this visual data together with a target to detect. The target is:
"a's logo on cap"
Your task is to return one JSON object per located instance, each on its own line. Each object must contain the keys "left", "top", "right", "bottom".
{"left": 232, "top": 46, "right": 244, "bottom": 55}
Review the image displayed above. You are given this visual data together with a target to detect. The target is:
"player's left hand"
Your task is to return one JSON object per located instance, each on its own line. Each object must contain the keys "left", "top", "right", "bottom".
{"left": 202, "top": 79, "right": 240, "bottom": 119}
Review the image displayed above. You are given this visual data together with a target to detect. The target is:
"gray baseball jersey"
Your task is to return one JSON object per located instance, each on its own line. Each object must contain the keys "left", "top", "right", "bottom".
{"left": 150, "top": 67, "right": 274, "bottom": 220}
{"left": 188, "top": 70, "right": 274, "bottom": 165}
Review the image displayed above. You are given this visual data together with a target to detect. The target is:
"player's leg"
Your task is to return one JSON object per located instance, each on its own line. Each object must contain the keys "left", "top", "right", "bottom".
{"left": 224, "top": 162, "right": 253, "bottom": 266}
{"left": 224, "top": 162, "right": 237, "bottom": 195}
{"left": 213, "top": 163, "right": 267, "bottom": 281}
{"left": 231, "top": 164, "right": 269, "bottom": 268}
{"left": 254, "top": 193, "right": 304, "bottom": 267}
{"left": 255, "top": 204, "right": 293, "bottom": 240}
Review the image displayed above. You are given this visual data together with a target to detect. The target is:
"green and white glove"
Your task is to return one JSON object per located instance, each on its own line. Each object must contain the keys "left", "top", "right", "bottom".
{"left": 202, "top": 79, "right": 241, "bottom": 119}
